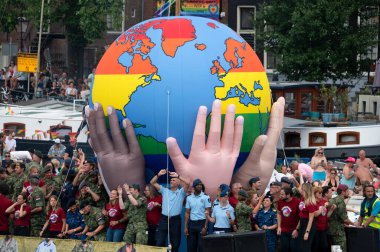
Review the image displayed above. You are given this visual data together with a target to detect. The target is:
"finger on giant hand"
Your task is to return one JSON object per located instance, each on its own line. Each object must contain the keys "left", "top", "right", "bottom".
{"left": 166, "top": 137, "right": 187, "bottom": 174}
{"left": 191, "top": 106, "right": 207, "bottom": 153}
{"left": 87, "top": 107, "right": 101, "bottom": 153}
{"left": 246, "top": 135, "right": 268, "bottom": 164}
{"left": 263, "top": 97, "right": 285, "bottom": 154}
{"left": 94, "top": 103, "right": 113, "bottom": 154}
{"left": 231, "top": 116, "right": 244, "bottom": 157}
{"left": 206, "top": 99, "right": 222, "bottom": 153}
{"left": 123, "top": 118, "right": 142, "bottom": 155}
{"left": 108, "top": 106, "right": 129, "bottom": 154}
{"left": 221, "top": 104, "right": 236, "bottom": 151}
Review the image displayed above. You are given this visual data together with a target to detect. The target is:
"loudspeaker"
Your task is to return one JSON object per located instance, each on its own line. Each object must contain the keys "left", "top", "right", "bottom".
{"left": 202, "top": 231, "right": 267, "bottom": 252}
{"left": 345, "top": 227, "right": 379, "bottom": 252}
{"left": 234, "top": 231, "right": 267, "bottom": 252}
{"left": 202, "top": 233, "right": 235, "bottom": 252}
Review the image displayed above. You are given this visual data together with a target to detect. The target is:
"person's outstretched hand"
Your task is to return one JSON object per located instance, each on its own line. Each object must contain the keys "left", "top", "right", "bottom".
{"left": 166, "top": 99, "right": 244, "bottom": 199}
{"left": 232, "top": 97, "right": 285, "bottom": 194}
{"left": 87, "top": 103, "right": 145, "bottom": 193}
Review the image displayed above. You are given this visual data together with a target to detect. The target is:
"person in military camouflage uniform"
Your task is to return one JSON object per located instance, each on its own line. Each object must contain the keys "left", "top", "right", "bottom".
{"left": 26, "top": 149, "right": 43, "bottom": 174}
{"left": 28, "top": 175, "right": 46, "bottom": 237}
{"left": 0, "top": 168, "right": 13, "bottom": 199}
{"left": 9, "top": 162, "right": 26, "bottom": 201}
{"left": 78, "top": 200, "right": 106, "bottom": 241}
{"left": 327, "top": 184, "right": 355, "bottom": 252}
{"left": 120, "top": 183, "right": 148, "bottom": 245}
{"left": 42, "top": 165, "right": 60, "bottom": 199}
{"left": 71, "top": 240, "right": 95, "bottom": 252}
{"left": 77, "top": 182, "right": 100, "bottom": 208}
{"left": 236, "top": 189, "right": 253, "bottom": 232}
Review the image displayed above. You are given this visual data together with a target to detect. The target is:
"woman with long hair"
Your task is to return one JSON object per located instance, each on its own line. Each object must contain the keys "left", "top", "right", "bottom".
{"left": 5, "top": 193, "right": 31, "bottom": 236}
{"left": 322, "top": 168, "right": 339, "bottom": 192}
{"left": 297, "top": 183, "right": 317, "bottom": 252}
{"left": 247, "top": 190, "right": 264, "bottom": 231}
{"left": 104, "top": 187, "right": 127, "bottom": 242}
{"left": 311, "top": 147, "right": 327, "bottom": 181}
{"left": 40, "top": 195, "right": 66, "bottom": 238}
{"left": 144, "top": 184, "right": 162, "bottom": 246}
{"left": 311, "top": 187, "right": 328, "bottom": 252}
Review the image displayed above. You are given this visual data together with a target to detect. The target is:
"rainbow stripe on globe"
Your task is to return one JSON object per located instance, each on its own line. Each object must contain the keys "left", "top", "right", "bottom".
{"left": 91, "top": 16, "right": 271, "bottom": 174}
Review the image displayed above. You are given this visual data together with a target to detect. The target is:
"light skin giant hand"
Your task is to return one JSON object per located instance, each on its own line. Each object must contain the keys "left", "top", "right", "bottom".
{"left": 86, "top": 103, "right": 145, "bottom": 193}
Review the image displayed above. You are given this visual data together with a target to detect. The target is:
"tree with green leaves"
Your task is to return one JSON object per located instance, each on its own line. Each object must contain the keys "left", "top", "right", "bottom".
{"left": 256, "top": 0, "right": 378, "bottom": 82}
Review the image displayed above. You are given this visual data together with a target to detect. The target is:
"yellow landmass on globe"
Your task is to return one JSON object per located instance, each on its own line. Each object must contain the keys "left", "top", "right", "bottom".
{"left": 92, "top": 74, "right": 161, "bottom": 116}
{"left": 215, "top": 72, "right": 271, "bottom": 114}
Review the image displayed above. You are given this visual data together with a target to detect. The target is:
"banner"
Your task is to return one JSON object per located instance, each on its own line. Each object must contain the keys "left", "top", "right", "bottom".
{"left": 180, "top": 0, "right": 220, "bottom": 19}
{"left": 17, "top": 52, "right": 38, "bottom": 73}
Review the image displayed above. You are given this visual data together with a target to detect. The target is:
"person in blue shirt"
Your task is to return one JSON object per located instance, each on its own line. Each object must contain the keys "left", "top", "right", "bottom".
{"left": 206, "top": 190, "right": 235, "bottom": 233}
{"left": 184, "top": 178, "right": 211, "bottom": 252}
{"left": 255, "top": 196, "right": 278, "bottom": 252}
{"left": 150, "top": 169, "right": 190, "bottom": 252}
{"left": 64, "top": 199, "right": 86, "bottom": 240}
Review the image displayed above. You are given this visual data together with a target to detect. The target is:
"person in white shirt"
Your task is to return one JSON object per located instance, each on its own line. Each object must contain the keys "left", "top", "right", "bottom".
{"left": 4, "top": 133, "right": 16, "bottom": 152}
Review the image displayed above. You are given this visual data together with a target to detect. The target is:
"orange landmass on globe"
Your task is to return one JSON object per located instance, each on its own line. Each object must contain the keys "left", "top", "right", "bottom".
{"left": 152, "top": 18, "right": 196, "bottom": 57}
{"left": 210, "top": 60, "right": 226, "bottom": 75}
{"left": 223, "top": 38, "right": 264, "bottom": 72}
{"left": 195, "top": 44, "right": 206, "bottom": 51}
{"left": 128, "top": 54, "right": 157, "bottom": 74}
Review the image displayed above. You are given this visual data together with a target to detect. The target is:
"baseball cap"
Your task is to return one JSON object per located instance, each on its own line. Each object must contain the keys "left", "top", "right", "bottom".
{"left": 192, "top": 179, "right": 203, "bottom": 188}
{"left": 238, "top": 189, "right": 248, "bottom": 198}
{"left": 337, "top": 184, "right": 348, "bottom": 191}
{"left": 219, "top": 190, "right": 229, "bottom": 197}
{"left": 219, "top": 184, "right": 230, "bottom": 192}
{"left": 33, "top": 150, "right": 43, "bottom": 159}
{"left": 281, "top": 177, "right": 292, "bottom": 184}
{"left": 54, "top": 138, "right": 61, "bottom": 144}
{"left": 131, "top": 184, "right": 140, "bottom": 190}
{"left": 249, "top": 176, "right": 260, "bottom": 185}
{"left": 344, "top": 157, "right": 356, "bottom": 163}
{"left": 270, "top": 181, "right": 282, "bottom": 187}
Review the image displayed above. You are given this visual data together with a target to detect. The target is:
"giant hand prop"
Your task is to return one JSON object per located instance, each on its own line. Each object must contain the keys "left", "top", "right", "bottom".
{"left": 86, "top": 104, "right": 145, "bottom": 192}
{"left": 232, "top": 97, "right": 285, "bottom": 194}
{"left": 166, "top": 99, "right": 244, "bottom": 199}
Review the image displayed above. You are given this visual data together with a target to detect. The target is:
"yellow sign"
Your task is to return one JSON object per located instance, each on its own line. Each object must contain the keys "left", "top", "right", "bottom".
{"left": 17, "top": 52, "right": 38, "bottom": 73}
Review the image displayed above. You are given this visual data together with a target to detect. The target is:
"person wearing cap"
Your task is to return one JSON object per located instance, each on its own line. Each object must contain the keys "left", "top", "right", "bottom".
{"left": 184, "top": 179, "right": 211, "bottom": 252}
{"left": 119, "top": 183, "right": 148, "bottom": 245}
{"left": 206, "top": 189, "right": 235, "bottom": 233}
{"left": 26, "top": 149, "right": 43, "bottom": 173}
{"left": 64, "top": 199, "right": 86, "bottom": 240}
{"left": 48, "top": 138, "right": 66, "bottom": 163}
{"left": 28, "top": 175, "right": 46, "bottom": 237}
{"left": 23, "top": 166, "right": 47, "bottom": 197}
{"left": 235, "top": 189, "right": 253, "bottom": 232}
{"left": 340, "top": 157, "right": 356, "bottom": 191}
{"left": 249, "top": 177, "right": 261, "bottom": 193}
{"left": 42, "top": 164, "right": 60, "bottom": 200}
{"left": 266, "top": 181, "right": 282, "bottom": 209}
{"left": 277, "top": 187, "right": 300, "bottom": 252}
{"left": 255, "top": 196, "right": 278, "bottom": 252}
{"left": 77, "top": 200, "right": 106, "bottom": 241}
{"left": 9, "top": 162, "right": 26, "bottom": 201}
{"left": 327, "top": 184, "right": 355, "bottom": 252}
{"left": 151, "top": 169, "right": 190, "bottom": 252}
{"left": 77, "top": 181, "right": 101, "bottom": 209}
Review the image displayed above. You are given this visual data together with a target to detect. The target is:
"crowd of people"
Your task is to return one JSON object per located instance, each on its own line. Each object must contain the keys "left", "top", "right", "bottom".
{"left": 0, "top": 124, "right": 379, "bottom": 252}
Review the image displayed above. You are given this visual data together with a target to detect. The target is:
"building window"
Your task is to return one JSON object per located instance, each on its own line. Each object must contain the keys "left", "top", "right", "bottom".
{"left": 3, "top": 123, "right": 25, "bottom": 137}
{"left": 374, "top": 101, "right": 377, "bottom": 116}
{"left": 309, "top": 132, "right": 327, "bottom": 147}
{"left": 301, "top": 92, "right": 312, "bottom": 117}
{"left": 284, "top": 132, "right": 300, "bottom": 147}
{"left": 131, "top": 8, "right": 136, "bottom": 18}
{"left": 362, "top": 101, "right": 366, "bottom": 113}
{"left": 237, "top": 6, "right": 255, "bottom": 49}
{"left": 337, "top": 131, "right": 360, "bottom": 145}
{"left": 284, "top": 92, "right": 296, "bottom": 116}
{"left": 106, "top": 14, "right": 122, "bottom": 33}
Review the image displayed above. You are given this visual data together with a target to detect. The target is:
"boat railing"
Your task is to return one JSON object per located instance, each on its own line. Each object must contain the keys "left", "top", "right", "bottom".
{"left": 0, "top": 102, "right": 83, "bottom": 115}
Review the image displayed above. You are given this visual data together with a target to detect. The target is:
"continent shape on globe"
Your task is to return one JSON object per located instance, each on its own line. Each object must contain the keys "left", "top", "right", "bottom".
{"left": 91, "top": 16, "right": 271, "bottom": 174}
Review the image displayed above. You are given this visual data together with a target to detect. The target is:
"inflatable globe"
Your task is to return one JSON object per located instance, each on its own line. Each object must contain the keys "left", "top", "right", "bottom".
{"left": 90, "top": 16, "right": 271, "bottom": 177}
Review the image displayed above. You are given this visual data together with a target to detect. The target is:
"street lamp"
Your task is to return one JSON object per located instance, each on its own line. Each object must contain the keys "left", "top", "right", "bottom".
{"left": 17, "top": 17, "right": 29, "bottom": 52}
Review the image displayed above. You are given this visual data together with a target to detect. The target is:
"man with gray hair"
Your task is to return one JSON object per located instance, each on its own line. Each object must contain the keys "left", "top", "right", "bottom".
{"left": 290, "top": 161, "right": 313, "bottom": 182}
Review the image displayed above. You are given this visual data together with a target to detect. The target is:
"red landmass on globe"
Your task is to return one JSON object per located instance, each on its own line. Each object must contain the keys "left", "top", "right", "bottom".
{"left": 207, "top": 22, "right": 219, "bottom": 29}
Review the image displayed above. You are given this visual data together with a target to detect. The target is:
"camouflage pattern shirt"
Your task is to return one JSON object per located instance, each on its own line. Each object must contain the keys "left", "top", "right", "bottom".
{"left": 124, "top": 195, "right": 148, "bottom": 226}
{"left": 327, "top": 195, "right": 348, "bottom": 236}
{"left": 236, "top": 202, "right": 253, "bottom": 232}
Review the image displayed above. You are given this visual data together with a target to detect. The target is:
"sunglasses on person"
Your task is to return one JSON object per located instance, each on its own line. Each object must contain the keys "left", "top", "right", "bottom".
{"left": 5, "top": 155, "right": 10, "bottom": 157}
{"left": 331, "top": 172, "right": 336, "bottom": 175}
{"left": 318, "top": 152, "right": 323, "bottom": 154}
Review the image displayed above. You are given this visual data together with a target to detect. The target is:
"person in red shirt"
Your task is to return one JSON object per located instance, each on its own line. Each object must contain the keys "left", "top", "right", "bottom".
{"left": 5, "top": 193, "right": 31, "bottom": 236}
{"left": 297, "top": 183, "right": 318, "bottom": 252}
{"left": 312, "top": 187, "right": 328, "bottom": 252}
{"left": 23, "top": 166, "right": 46, "bottom": 196}
{"left": 277, "top": 187, "right": 300, "bottom": 252}
{"left": 40, "top": 195, "right": 66, "bottom": 238}
{"left": 0, "top": 182, "right": 13, "bottom": 235}
{"left": 105, "top": 188, "right": 127, "bottom": 242}
{"left": 144, "top": 184, "right": 162, "bottom": 246}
